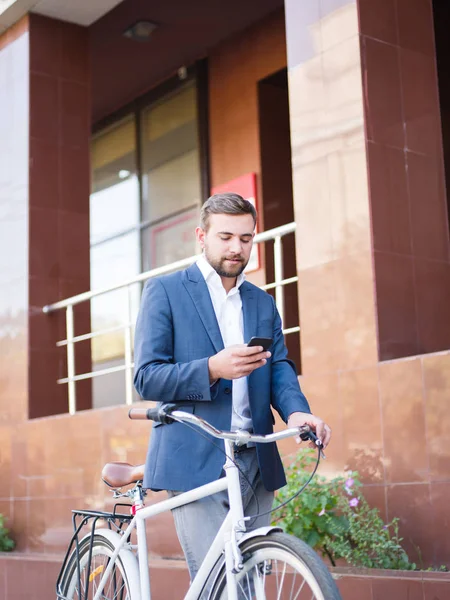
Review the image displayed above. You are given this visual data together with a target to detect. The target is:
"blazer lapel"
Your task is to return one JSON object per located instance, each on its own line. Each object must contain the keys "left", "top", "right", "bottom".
{"left": 240, "top": 281, "right": 258, "bottom": 344}
{"left": 182, "top": 264, "right": 224, "bottom": 353}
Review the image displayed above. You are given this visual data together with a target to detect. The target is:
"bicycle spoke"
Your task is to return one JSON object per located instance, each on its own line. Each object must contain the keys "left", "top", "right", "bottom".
{"left": 253, "top": 564, "right": 266, "bottom": 600}
{"left": 233, "top": 555, "right": 320, "bottom": 600}
{"left": 290, "top": 571, "right": 296, "bottom": 599}
{"left": 76, "top": 569, "right": 87, "bottom": 600}
{"left": 212, "top": 533, "right": 342, "bottom": 600}
{"left": 245, "top": 570, "right": 252, "bottom": 600}
{"left": 276, "top": 560, "right": 287, "bottom": 600}
{"left": 292, "top": 576, "right": 307, "bottom": 600}
{"left": 237, "top": 571, "right": 250, "bottom": 600}
{"left": 69, "top": 550, "right": 129, "bottom": 600}
{"left": 274, "top": 559, "right": 280, "bottom": 590}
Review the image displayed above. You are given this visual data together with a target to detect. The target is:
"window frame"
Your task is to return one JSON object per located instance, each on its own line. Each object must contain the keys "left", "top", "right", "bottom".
{"left": 91, "top": 59, "right": 209, "bottom": 274}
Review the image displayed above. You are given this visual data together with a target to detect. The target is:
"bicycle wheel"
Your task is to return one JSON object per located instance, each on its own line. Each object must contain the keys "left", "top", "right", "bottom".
{"left": 209, "top": 531, "right": 341, "bottom": 600}
{"left": 59, "top": 532, "right": 139, "bottom": 600}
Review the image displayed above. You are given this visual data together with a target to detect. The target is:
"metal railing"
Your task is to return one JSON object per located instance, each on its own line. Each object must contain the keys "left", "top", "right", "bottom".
{"left": 43, "top": 222, "right": 298, "bottom": 415}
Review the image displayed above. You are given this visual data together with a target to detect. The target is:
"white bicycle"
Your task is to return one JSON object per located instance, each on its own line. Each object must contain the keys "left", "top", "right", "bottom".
{"left": 56, "top": 403, "right": 342, "bottom": 600}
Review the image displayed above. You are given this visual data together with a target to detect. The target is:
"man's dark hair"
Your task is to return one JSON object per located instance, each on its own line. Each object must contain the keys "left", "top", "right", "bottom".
{"left": 200, "top": 193, "right": 257, "bottom": 231}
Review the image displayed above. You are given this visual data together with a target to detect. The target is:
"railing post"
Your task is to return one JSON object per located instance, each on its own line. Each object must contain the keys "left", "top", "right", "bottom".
{"left": 273, "top": 235, "right": 284, "bottom": 325}
{"left": 66, "top": 305, "right": 77, "bottom": 415}
{"left": 124, "top": 286, "right": 134, "bottom": 406}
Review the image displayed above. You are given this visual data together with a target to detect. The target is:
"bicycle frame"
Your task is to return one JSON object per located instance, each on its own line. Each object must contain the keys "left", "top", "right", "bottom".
{"left": 93, "top": 438, "right": 248, "bottom": 600}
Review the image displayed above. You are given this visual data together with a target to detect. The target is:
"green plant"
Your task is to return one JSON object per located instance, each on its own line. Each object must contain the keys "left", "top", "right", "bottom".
{"left": 0, "top": 514, "right": 15, "bottom": 552}
{"left": 273, "top": 450, "right": 416, "bottom": 570}
{"left": 415, "top": 544, "right": 449, "bottom": 572}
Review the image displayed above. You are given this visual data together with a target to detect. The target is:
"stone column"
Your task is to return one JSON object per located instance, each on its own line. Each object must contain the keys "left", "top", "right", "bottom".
{"left": 284, "top": 1, "right": 378, "bottom": 378}
{"left": 28, "top": 14, "right": 92, "bottom": 417}
{"left": 360, "top": 0, "right": 450, "bottom": 360}
{"left": 0, "top": 14, "right": 92, "bottom": 425}
{"left": 284, "top": 0, "right": 450, "bottom": 565}
{"left": 0, "top": 18, "right": 30, "bottom": 425}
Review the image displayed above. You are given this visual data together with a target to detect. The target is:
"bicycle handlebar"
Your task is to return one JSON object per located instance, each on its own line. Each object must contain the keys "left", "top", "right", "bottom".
{"left": 128, "top": 405, "right": 175, "bottom": 424}
{"left": 129, "top": 403, "right": 323, "bottom": 449}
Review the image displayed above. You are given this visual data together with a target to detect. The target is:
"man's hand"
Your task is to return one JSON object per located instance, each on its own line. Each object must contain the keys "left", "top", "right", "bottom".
{"left": 208, "top": 344, "right": 270, "bottom": 382}
{"left": 287, "top": 412, "right": 332, "bottom": 449}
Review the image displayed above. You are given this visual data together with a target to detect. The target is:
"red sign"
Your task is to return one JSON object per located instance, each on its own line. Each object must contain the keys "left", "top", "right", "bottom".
{"left": 211, "top": 172, "right": 257, "bottom": 201}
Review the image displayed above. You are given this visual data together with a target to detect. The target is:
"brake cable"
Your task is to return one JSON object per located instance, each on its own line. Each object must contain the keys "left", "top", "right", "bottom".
{"left": 172, "top": 415, "right": 322, "bottom": 524}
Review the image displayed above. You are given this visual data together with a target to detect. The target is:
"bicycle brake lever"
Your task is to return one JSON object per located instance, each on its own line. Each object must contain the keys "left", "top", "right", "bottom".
{"left": 157, "top": 403, "right": 177, "bottom": 424}
{"left": 299, "top": 427, "right": 326, "bottom": 459}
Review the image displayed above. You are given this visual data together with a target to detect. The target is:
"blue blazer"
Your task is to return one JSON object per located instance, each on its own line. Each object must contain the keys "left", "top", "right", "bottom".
{"left": 134, "top": 263, "right": 310, "bottom": 492}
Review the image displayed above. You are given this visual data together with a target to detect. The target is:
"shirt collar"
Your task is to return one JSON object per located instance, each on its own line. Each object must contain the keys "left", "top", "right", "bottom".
{"left": 196, "top": 254, "right": 246, "bottom": 292}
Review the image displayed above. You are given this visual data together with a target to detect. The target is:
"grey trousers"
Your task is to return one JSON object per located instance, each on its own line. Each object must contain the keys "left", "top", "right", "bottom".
{"left": 168, "top": 447, "right": 274, "bottom": 583}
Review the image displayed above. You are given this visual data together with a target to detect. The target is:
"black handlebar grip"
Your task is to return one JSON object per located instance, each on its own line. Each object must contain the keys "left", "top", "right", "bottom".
{"left": 147, "top": 406, "right": 167, "bottom": 422}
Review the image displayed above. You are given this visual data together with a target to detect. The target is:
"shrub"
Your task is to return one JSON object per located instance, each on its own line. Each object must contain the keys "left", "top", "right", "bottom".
{"left": 273, "top": 450, "right": 416, "bottom": 570}
{"left": 0, "top": 514, "right": 15, "bottom": 552}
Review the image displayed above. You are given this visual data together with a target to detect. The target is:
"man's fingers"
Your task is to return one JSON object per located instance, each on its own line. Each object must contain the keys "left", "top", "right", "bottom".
{"left": 238, "top": 359, "right": 267, "bottom": 377}
{"left": 238, "top": 345, "right": 264, "bottom": 355}
{"left": 323, "top": 424, "right": 332, "bottom": 448}
{"left": 232, "top": 352, "right": 270, "bottom": 367}
{"left": 288, "top": 412, "right": 332, "bottom": 451}
{"left": 236, "top": 345, "right": 270, "bottom": 358}
{"left": 315, "top": 420, "right": 325, "bottom": 444}
{"left": 312, "top": 421, "right": 331, "bottom": 449}
{"left": 240, "top": 349, "right": 270, "bottom": 360}
{"left": 242, "top": 351, "right": 270, "bottom": 364}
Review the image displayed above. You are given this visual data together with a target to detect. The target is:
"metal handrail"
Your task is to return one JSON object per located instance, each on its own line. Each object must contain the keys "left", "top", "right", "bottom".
{"left": 43, "top": 221, "right": 298, "bottom": 415}
{"left": 43, "top": 222, "right": 296, "bottom": 313}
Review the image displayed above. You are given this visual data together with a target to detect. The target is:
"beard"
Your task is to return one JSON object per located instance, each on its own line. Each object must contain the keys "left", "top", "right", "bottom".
{"left": 204, "top": 248, "right": 249, "bottom": 278}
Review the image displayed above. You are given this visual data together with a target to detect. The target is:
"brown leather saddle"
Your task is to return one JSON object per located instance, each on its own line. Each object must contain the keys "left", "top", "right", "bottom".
{"left": 101, "top": 462, "right": 145, "bottom": 488}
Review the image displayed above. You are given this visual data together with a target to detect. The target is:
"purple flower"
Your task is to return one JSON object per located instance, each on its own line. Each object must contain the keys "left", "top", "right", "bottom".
{"left": 349, "top": 497, "right": 359, "bottom": 508}
{"left": 344, "top": 478, "right": 355, "bottom": 495}
{"left": 318, "top": 508, "right": 326, "bottom": 517}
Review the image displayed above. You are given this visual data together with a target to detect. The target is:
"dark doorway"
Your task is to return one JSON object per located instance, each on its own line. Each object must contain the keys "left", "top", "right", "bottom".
{"left": 433, "top": 0, "right": 450, "bottom": 234}
{"left": 258, "top": 68, "right": 301, "bottom": 371}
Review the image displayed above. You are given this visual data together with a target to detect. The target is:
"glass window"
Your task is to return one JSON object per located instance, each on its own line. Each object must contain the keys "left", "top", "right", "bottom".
{"left": 91, "top": 117, "right": 140, "bottom": 243}
{"left": 90, "top": 117, "right": 141, "bottom": 408}
{"left": 141, "top": 83, "right": 201, "bottom": 269}
{"left": 88, "top": 80, "right": 203, "bottom": 410}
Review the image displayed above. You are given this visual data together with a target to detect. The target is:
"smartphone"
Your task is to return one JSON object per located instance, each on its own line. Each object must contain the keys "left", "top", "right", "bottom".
{"left": 247, "top": 336, "right": 273, "bottom": 351}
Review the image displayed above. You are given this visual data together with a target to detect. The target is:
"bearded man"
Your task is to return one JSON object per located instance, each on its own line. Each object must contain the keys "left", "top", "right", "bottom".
{"left": 134, "top": 193, "right": 331, "bottom": 582}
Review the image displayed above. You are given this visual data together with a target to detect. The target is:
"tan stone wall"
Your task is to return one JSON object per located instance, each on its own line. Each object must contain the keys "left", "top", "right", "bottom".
{"left": 284, "top": 0, "right": 450, "bottom": 565}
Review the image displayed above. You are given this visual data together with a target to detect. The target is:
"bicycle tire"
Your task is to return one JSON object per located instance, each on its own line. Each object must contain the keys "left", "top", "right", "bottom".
{"left": 58, "top": 531, "right": 139, "bottom": 600}
{"left": 208, "top": 531, "right": 342, "bottom": 600}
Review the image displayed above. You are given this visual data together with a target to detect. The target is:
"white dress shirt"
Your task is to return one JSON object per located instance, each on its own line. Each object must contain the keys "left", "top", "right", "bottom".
{"left": 196, "top": 254, "right": 253, "bottom": 432}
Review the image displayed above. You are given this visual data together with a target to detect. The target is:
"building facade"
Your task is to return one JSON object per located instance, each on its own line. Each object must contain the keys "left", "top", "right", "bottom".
{"left": 1, "top": 0, "right": 450, "bottom": 597}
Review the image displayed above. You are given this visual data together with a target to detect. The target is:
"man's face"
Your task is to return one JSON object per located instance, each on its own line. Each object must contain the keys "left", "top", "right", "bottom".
{"left": 196, "top": 213, "right": 255, "bottom": 278}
